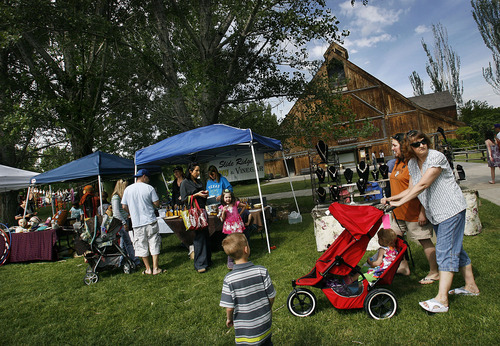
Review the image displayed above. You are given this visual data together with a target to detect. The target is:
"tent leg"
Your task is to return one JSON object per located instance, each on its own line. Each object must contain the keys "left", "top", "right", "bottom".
{"left": 281, "top": 151, "right": 300, "bottom": 215}
{"left": 250, "top": 141, "right": 271, "bottom": 254}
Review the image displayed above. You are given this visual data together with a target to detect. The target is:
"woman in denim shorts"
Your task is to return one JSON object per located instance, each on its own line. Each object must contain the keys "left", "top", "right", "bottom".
{"left": 384, "top": 130, "right": 479, "bottom": 313}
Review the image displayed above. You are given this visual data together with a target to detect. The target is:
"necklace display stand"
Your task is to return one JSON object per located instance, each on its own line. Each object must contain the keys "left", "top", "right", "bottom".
{"left": 316, "top": 186, "right": 327, "bottom": 204}
{"left": 329, "top": 184, "right": 339, "bottom": 202}
{"left": 327, "top": 166, "right": 337, "bottom": 182}
{"left": 343, "top": 168, "right": 353, "bottom": 184}
{"left": 371, "top": 170, "right": 379, "bottom": 181}
{"left": 315, "top": 140, "right": 328, "bottom": 163}
{"left": 356, "top": 160, "right": 370, "bottom": 182}
{"left": 379, "top": 164, "right": 389, "bottom": 179}
{"left": 356, "top": 178, "right": 366, "bottom": 195}
{"left": 315, "top": 166, "right": 325, "bottom": 183}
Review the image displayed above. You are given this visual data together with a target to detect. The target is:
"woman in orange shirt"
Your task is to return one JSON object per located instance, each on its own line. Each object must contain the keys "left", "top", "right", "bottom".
{"left": 382, "top": 133, "right": 439, "bottom": 284}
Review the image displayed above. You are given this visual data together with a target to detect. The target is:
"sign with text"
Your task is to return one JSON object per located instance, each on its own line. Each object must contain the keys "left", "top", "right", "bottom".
{"left": 207, "top": 152, "right": 265, "bottom": 182}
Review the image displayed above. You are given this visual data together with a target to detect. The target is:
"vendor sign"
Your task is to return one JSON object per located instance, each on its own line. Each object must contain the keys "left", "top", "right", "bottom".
{"left": 207, "top": 152, "right": 265, "bottom": 182}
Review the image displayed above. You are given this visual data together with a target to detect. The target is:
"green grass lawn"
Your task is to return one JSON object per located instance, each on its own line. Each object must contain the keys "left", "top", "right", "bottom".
{"left": 1, "top": 197, "right": 498, "bottom": 345}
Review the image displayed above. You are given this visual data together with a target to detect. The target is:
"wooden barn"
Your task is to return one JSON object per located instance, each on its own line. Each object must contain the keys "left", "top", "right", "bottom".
{"left": 264, "top": 42, "right": 464, "bottom": 177}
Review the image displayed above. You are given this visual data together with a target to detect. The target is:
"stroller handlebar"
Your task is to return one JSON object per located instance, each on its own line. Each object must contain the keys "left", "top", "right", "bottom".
{"left": 371, "top": 203, "right": 396, "bottom": 213}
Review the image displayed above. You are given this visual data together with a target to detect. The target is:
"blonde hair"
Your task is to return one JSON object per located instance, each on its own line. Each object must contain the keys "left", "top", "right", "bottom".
{"left": 378, "top": 228, "right": 397, "bottom": 248}
{"left": 112, "top": 179, "right": 128, "bottom": 198}
{"left": 222, "top": 233, "right": 248, "bottom": 260}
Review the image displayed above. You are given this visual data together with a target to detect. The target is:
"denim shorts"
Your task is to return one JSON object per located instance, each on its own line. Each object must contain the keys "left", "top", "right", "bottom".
{"left": 433, "top": 210, "right": 471, "bottom": 272}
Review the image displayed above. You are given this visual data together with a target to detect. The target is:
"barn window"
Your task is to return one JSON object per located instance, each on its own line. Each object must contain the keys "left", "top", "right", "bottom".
{"left": 327, "top": 59, "right": 346, "bottom": 90}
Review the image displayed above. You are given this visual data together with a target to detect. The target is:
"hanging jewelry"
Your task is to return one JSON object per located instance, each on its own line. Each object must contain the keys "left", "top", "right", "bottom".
{"left": 327, "top": 166, "right": 337, "bottom": 182}
{"left": 315, "top": 140, "right": 328, "bottom": 163}
{"left": 316, "top": 187, "right": 326, "bottom": 204}
{"left": 315, "top": 166, "right": 325, "bottom": 183}
{"left": 379, "top": 164, "right": 389, "bottom": 179}
{"left": 343, "top": 168, "right": 353, "bottom": 184}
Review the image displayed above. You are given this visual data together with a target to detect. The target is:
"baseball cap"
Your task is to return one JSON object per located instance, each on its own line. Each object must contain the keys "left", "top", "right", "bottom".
{"left": 494, "top": 124, "right": 500, "bottom": 128}
{"left": 134, "top": 169, "right": 150, "bottom": 177}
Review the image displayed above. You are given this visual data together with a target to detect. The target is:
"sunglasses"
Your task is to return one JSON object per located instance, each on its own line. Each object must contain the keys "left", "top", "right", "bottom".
{"left": 410, "top": 139, "right": 427, "bottom": 148}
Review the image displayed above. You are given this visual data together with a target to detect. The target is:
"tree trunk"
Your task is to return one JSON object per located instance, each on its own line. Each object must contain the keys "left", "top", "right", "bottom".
{"left": 0, "top": 191, "right": 19, "bottom": 227}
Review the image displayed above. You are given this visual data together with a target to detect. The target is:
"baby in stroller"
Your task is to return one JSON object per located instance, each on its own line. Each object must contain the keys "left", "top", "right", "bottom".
{"left": 361, "top": 228, "right": 399, "bottom": 282}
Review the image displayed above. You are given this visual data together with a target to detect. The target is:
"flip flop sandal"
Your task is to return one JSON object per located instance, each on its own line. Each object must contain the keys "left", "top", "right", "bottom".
{"left": 419, "top": 277, "right": 438, "bottom": 285}
{"left": 142, "top": 270, "right": 152, "bottom": 275}
{"left": 152, "top": 268, "right": 165, "bottom": 275}
{"left": 419, "top": 298, "right": 449, "bottom": 313}
{"left": 448, "top": 286, "right": 480, "bottom": 296}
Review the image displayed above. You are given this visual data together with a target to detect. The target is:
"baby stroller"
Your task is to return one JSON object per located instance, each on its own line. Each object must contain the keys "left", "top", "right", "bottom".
{"left": 75, "top": 216, "right": 137, "bottom": 285}
{"left": 287, "top": 203, "right": 407, "bottom": 320}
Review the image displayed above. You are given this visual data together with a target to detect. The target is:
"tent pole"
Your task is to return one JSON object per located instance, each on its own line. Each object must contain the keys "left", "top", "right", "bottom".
{"left": 50, "top": 185, "right": 55, "bottom": 216}
{"left": 98, "top": 175, "right": 103, "bottom": 215}
{"left": 23, "top": 186, "right": 31, "bottom": 219}
{"left": 282, "top": 151, "right": 300, "bottom": 215}
{"left": 250, "top": 141, "right": 271, "bottom": 253}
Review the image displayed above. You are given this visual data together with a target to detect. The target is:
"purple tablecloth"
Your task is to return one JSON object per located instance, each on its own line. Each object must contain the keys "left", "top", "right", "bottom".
{"left": 4, "top": 229, "right": 58, "bottom": 263}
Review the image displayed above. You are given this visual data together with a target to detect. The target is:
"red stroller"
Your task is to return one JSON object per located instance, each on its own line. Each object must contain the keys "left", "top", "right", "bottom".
{"left": 287, "top": 203, "right": 407, "bottom": 320}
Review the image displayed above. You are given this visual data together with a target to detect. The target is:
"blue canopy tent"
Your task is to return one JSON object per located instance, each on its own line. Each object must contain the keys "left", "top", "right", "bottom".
{"left": 135, "top": 124, "right": 300, "bottom": 253}
{"left": 28, "top": 151, "right": 158, "bottom": 216}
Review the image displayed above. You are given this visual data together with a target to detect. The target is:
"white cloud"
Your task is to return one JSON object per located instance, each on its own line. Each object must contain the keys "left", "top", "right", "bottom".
{"left": 414, "top": 25, "right": 430, "bottom": 35}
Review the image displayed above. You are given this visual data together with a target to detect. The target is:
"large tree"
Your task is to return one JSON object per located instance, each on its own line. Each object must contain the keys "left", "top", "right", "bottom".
{"left": 472, "top": 0, "right": 500, "bottom": 95}
{"left": 409, "top": 23, "right": 464, "bottom": 106}
{"left": 129, "top": 0, "right": 350, "bottom": 135}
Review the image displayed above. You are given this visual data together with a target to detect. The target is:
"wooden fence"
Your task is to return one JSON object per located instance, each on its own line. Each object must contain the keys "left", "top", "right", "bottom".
{"left": 453, "top": 144, "right": 487, "bottom": 162}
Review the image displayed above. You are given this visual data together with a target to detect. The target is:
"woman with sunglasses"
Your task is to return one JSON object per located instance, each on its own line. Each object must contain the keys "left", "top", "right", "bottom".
{"left": 383, "top": 133, "right": 439, "bottom": 283}
{"left": 180, "top": 162, "right": 210, "bottom": 273}
{"left": 382, "top": 130, "right": 479, "bottom": 313}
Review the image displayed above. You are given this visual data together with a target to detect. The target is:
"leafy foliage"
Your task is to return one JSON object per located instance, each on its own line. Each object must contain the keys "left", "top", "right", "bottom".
{"left": 418, "top": 23, "right": 464, "bottom": 106}
{"left": 459, "top": 100, "right": 500, "bottom": 141}
{"left": 472, "top": 0, "right": 500, "bottom": 95}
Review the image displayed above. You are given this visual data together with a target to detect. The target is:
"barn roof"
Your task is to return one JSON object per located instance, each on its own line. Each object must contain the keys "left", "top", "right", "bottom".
{"left": 408, "top": 91, "right": 456, "bottom": 110}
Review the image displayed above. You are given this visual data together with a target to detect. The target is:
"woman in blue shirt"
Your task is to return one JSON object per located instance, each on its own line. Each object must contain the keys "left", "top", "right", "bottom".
{"left": 206, "top": 165, "right": 232, "bottom": 204}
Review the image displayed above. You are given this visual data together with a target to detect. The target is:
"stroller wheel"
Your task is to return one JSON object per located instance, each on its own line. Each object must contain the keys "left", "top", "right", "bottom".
{"left": 123, "top": 260, "right": 136, "bottom": 274}
{"left": 287, "top": 288, "right": 317, "bottom": 317}
{"left": 84, "top": 272, "right": 99, "bottom": 285}
{"left": 364, "top": 288, "right": 397, "bottom": 320}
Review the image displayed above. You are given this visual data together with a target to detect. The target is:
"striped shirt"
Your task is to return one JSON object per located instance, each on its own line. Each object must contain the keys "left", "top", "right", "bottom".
{"left": 220, "top": 261, "right": 276, "bottom": 345}
{"left": 408, "top": 149, "right": 466, "bottom": 224}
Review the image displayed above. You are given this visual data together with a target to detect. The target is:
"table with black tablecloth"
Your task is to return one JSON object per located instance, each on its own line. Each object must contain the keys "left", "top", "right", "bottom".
{"left": 2, "top": 229, "right": 58, "bottom": 263}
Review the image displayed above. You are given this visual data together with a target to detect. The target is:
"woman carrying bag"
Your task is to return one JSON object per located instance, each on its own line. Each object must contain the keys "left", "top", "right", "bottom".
{"left": 180, "top": 162, "right": 210, "bottom": 273}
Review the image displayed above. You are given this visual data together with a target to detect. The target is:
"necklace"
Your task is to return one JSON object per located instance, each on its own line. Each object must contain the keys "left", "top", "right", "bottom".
{"left": 315, "top": 140, "right": 328, "bottom": 163}
{"left": 315, "top": 166, "right": 325, "bottom": 183}
{"left": 344, "top": 168, "right": 353, "bottom": 183}
{"left": 379, "top": 164, "right": 389, "bottom": 179}
{"left": 356, "top": 178, "right": 366, "bottom": 194}
{"left": 327, "top": 166, "right": 337, "bottom": 181}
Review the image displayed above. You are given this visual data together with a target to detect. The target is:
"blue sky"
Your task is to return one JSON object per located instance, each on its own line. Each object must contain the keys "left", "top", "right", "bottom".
{"left": 274, "top": 0, "right": 498, "bottom": 118}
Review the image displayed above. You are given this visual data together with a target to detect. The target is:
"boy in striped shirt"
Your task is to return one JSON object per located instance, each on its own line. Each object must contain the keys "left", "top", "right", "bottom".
{"left": 220, "top": 233, "right": 276, "bottom": 345}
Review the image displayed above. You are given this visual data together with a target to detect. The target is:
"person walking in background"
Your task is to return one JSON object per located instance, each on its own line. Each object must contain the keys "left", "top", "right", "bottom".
{"left": 112, "top": 179, "right": 140, "bottom": 266}
{"left": 385, "top": 130, "right": 479, "bottom": 313}
{"left": 122, "top": 169, "right": 163, "bottom": 275}
{"left": 219, "top": 189, "right": 247, "bottom": 270}
{"left": 485, "top": 130, "right": 500, "bottom": 184}
{"left": 220, "top": 233, "right": 276, "bottom": 345}
{"left": 180, "top": 162, "right": 210, "bottom": 273}
{"left": 206, "top": 165, "right": 232, "bottom": 204}
{"left": 383, "top": 133, "right": 439, "bottom": 284}
{"left": 69, "top": 202, "right": 83, "bottom": 222}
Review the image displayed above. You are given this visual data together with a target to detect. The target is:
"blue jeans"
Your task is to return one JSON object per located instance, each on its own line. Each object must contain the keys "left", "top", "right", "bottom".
{"left": 433, "top": 210, "right": 471, "bottom": 272}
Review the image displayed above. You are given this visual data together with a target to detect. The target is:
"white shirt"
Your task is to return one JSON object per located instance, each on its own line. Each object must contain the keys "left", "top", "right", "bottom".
{"left": 408, "top": 149, "right": 466, "bottom": 224}
{"left": 121, "top": 182, "right": 159, "bottom": 228}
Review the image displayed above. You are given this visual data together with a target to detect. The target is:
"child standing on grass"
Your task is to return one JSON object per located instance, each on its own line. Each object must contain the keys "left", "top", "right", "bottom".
{"left": 220, "top": 233, "right": 276, "bottom": 345}
{"left": 219, "top": 189, "right": 246, "bottom": 269}
{"left": 69, "top": 202, "right": 83, "bottom": 222}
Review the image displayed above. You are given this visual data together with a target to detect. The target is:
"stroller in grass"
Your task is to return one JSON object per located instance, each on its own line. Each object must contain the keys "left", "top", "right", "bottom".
{"left": 287, "top": 202, "right": 408, "bottom": 320}
{"left": 75, "top": 216, "right": 137, "bottom": 285}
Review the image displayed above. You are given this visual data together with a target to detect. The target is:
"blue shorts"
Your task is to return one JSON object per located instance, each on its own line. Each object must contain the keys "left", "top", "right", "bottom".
{"left": 433, "top": 210, "right": 471, "bottom": 272}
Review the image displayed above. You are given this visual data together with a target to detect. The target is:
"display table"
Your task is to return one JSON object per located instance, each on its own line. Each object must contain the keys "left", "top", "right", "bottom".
{"left": 3, "top": 229, "right": 58, "bottom": 263}
{"left": 163, "top": 215, "right": 223, "bottom": 246}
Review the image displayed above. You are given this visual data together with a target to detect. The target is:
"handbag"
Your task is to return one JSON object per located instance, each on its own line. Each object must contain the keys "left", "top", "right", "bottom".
{"left": 180, "top": 209, "right": 191, "bottom": 230}
{"left": 188, "top": 197, "right": 208, "bottom": 230}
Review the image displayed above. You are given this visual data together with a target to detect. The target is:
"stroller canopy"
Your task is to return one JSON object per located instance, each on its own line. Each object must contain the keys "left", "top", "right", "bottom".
{"left": 328, "top": 203, "right": 384, "bottom": 240}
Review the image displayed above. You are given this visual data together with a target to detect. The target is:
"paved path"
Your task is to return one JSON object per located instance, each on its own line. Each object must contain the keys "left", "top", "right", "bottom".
{"left": 256, "top": 161, "right": 500, "bottom": 206}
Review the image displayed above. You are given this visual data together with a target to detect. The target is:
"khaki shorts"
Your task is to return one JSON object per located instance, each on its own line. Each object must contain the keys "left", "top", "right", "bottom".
{"left": 133, "top": 221, "right": 161, "bottom": 257}
{"left": 391, "top": 218, "right": 433, "bottom": 242}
